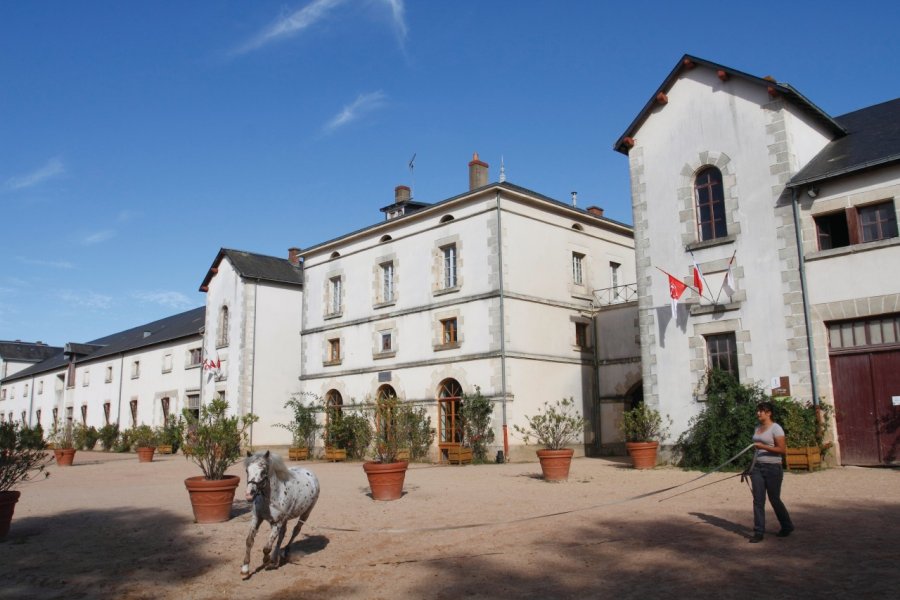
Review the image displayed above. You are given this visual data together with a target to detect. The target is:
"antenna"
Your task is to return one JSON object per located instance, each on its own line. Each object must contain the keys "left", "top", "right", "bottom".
{"left": 408, "top": 153, "right": 416, "bottom": 199}
{"left": 499, "top": 155, "right": 506, "bottom": 182}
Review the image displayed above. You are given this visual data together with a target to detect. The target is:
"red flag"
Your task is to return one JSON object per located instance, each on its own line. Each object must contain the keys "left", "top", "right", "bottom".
{"left": 692, "top": 260, "right": 704, "bottom": 296}
{"left": 668, "top": 274, "right": 687, "bottom": 317}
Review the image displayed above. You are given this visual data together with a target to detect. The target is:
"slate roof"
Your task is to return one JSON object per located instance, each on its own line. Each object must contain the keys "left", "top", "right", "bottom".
{"left": 2, "top": 306, "right": 205, "bottom": 383}
{"left": 199, "top": 248, "right": 303, "bottom": 291}
{"left": 788, "top": 98, "right": 900, "bottom": 188}
{"left": 0, "top": 341, "right": 62, "bottom": 363}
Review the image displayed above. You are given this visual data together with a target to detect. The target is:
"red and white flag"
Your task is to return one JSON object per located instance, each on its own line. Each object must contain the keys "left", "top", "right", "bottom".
{"left": 668, "top": 273, "right": 688, "bottom": 318}
{"left": 722, "top": 261, "right": 736, "bottom": 299}
{"left": 692, "top": 259, "right": 704, "bottom": 297}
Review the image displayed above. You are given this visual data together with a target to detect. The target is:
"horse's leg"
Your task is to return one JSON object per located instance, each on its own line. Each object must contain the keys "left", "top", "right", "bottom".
{"left": 263, "top": 522, "right": 283, "bottom": 569}
{"left": 269, "top": 520, "right": 288, "bottom": 569}
{"left": 241, "top": 513, "right": 262, "bottom": 579}
{"left": 283, "top": 507, "right": 313, "bottom": 560}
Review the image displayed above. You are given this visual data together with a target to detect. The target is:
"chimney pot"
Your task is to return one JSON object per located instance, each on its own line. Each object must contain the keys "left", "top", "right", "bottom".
{"left": 288, "top": 247, "right": 301, "bottom": 266}
{"left": 586, "top": 205, "right": 604, "bottom": 217}
{"left": 468, "top": 152, "right": 489, "bottom": 190}
{"left": 394, "top": 185, "right": 411, "bottom": 204}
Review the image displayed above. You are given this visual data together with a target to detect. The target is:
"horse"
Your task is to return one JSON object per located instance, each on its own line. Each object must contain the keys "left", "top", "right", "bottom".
{"left": 242, "top": 450, "right": 320, "bottom": 578}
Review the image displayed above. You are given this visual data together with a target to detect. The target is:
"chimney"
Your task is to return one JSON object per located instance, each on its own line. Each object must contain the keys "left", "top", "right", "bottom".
{"left": 394, "top": 185, "right": 411, "bottom": 204}
{"left": 288, "top": 247, "right": 301, "bottom": 267}
{"left": 468, "top": 152, "right": 489, "bottom": 190}
{"left": 586, "top": 205, "right": 604, "bottom": 218}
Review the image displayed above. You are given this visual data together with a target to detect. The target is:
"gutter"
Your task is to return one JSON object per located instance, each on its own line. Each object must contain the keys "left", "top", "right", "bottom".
{"left": 791, "top": 188, "right": 820, "bottom": 406}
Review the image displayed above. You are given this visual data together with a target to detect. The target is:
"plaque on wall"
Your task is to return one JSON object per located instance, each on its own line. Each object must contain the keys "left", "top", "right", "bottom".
{"left": 771, "top": 376, "right": 791, "bottom": 398}
{"left": 378, "top": 371, "right": 391, "bottom": 382}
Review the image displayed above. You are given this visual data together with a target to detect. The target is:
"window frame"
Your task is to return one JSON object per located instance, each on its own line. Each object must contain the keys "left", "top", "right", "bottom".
{"left": 442, "top": 244, "right": 457, "bottom": 289}
{"left": 572, "top": 252, "right": 585, "bottom": 286}
{"left": 381, "top": 261, "right": 395, "bottom": 303}
{"left": 695, "top": 166, "right": 728, "bottom": 242}
{"left": 814, "top": 200, "right": 898, "bottom": 250}
{"left": 441, "top": 318, "right": 458, "bottom": 346}
{"left": 705, "top": 332, "right": 739, "bottom": 380}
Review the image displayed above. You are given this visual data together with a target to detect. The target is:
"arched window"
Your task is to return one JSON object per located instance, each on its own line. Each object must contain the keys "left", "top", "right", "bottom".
{"left": 376, "top": 385, "right": 397, "bottom": 401}
{"left": 330, "top": 251, "right": 341, "bottom": 259}
{"left": 325, "top": 389, "right": 343, "bottom": 416}
{"left": 217, "top": 306, "right": 229, "bottom": 346}
{"left": 440, "top": 215, "right": 455, "bottom": 223}
{"left": 380, "top": 235, "right": 392, "bottom": 243}
{"left": 695, "top": 166, "right": 727, "bottom": 241}
{"left": 437, "top": 379, "right": 463, "bottom": 449}
{"left": 571, "top": 223, "right": 584, "bottom": 231}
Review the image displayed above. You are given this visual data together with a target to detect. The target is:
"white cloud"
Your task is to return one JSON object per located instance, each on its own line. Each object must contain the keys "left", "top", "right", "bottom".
{"left": 132, "top": 291, "right": 193, "bottom": 310}
{"left": 323, "top": 90, "right": 387, "bottom": 133}
{"left": 234, "top": 0, "right": 347, "bottom": 55}
{"left": 82, "top": 230, "right": 116, "bottom": 245}
{"left": 17, "top": 256, "right": 75, "bottom": 269}
{"left": 384, "top": 0, "right": 407, "bottom": 45}
{"left": 5, "top": 157, "right": 65, "bottom": 191}
{"left": 59, "top": 290, "right": 113, "bottom": 310}
{"left": 117, "top": 210, "right": 140, "bottom": 223}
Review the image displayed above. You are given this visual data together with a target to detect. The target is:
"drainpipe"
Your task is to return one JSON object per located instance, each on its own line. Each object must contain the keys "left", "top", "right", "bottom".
{"left": 590, "top": 308, "right": 601, "bottom": 455}
{"left": 28, "top": 375, "right": 36, "bottom": 427}
{"left": 116, "top": 355, "right": 125, "bottom": 426}
{"left": 249, "top": 280, "right": 259, "bottom": 449}
{"left": 496, "top": 191, "right": 509, "bottom": 460}
{"left": 791, "top": 187, "right": 820, "bottom": 406}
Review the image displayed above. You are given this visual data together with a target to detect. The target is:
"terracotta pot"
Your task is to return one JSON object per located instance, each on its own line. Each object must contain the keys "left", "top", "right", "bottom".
{"left": 53, "top": 448, "right": 76, "bottom": 467}
{"left": 136, "top": 447, "right": 156, "bottom": 463}
{"left": 626, "top": 441, "right": 659, "bottom": 469}
{"left": 363, "top": 461, "right": 408, "bottom": 501}
{"left": 536, "top": 448, "right": 574, "bottom": 481}
{"left": 184, "top": 475, "right": 240, "bottom": 523}
{"left": 0, "top": 490, "right": 21, "bottom": 539}
{"left": 288, "top": 447, "right": 309, "bottom": 461}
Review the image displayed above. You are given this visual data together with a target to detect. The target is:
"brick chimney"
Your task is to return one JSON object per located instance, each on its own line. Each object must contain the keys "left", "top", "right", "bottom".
{"left": 468, "top": 152, "right": 489, "bottom": 190}
{"left": 395, "top": 185, "right": 411, "bottom": 204}
{"left": 586, "top": 206, "right": 604, "bottom": 218}
{"left": 288, "top": 247, "right": 302, "bottom": 266}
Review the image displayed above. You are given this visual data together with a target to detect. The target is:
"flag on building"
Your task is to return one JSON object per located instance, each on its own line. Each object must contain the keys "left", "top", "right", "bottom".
{"left": 692, "top": 259, "right": 705, "bottom": 297}
{"left": 668, "top": 273, "right": 688, "bottom": 318}
{"left": 722, "top": 261, "right": 736, "bottom": 299}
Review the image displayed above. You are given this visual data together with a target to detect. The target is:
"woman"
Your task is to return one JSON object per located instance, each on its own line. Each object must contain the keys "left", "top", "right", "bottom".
{"left": 749, "top": 401, "right": 794, "bottom": 543}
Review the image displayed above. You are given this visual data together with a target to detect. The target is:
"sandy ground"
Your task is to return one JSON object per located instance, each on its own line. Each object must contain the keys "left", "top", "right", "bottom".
{"left": 1, "top": 450, "right": 898, "bottom": 600}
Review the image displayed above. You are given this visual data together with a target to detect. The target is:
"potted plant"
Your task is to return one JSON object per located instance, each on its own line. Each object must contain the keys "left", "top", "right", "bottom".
{"left": 48, "top": 420, "right": 77, "bottom": 466}
{"left": 460, "top": 386, "right": 495, "bottom": 464}
{"left": 131, "top": 424, "right": 158, "bottom": 462}
{"left": 181, "top": 397, "right": 257, "bottom": 523}
{"left": 514, "top": 397, "right": 586, "bottom": 481}
{"left": 98, "top": 424, "right": 119, "bottom": 452}
{"left": 363, "top": 395, "right": 410, "bottom": 501}
{"left": 0, "top": 422, "right": 51, "bottom": 539}
{"left": 275, "top": 394, "right": 320, "bottom": 461}
{"left": 774, "top": 398, "right": 831, "bottom": 471}
{"left": 158, "top": 417, "right": 184, "bottom": 454}
{"left": 324, "top": 405, "right": 371, "bottom": 462}
{"left": 620, "top": 403, "right": 671, "bottom": 469}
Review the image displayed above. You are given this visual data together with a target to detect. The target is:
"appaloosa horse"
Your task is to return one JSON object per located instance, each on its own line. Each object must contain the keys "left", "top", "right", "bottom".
{"left": 242, "top": 451, "right": 319, "bottom": 578}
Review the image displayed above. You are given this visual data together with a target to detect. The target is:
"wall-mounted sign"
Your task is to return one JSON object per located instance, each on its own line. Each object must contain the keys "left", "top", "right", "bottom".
{"left": 378, "top": 371, "right": 391, "bottom": 382}
{"left": 771, "top": 376, "right": 791, "bottom": 398}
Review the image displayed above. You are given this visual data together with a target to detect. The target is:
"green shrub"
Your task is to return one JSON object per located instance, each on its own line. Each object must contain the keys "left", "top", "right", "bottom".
{"left": 771, "top": 397, "right": 832, "bottom": 450}
{"left": 620, "top": 403, "right": 671, "bottom": 442}
{"left": 160, "top": 417, "right": 185, "bottom": 454}
{"left": 18, "top": 423, "right": 46, "bottom": 450}
{"left": 0, "top": 422, "right": 51, "bottom": 492}
{"left": 114, "top": 428, "right": 133, "bottom": 453}
{"left": 181, "top": 397, "right": 257, "bottom": 480}
{"left": 399, "top": 403, "right": 435, "bottom": 462}
{"left": 73, "top": 424, "right": 100, "bottom": 450}
{"left": 275, "top": 393, "right": 321, "bottom": 448}
{"left": 130, "top": 424, "right": 158, "bottom": 448}
{"left": 325, "top": 404, "right": 372, "bottom": 461}
{"left": 98, "top": 424, "right": 119, "bottom": 451}
{"left": 460, "top": 387, "right": 495, "bottom": 463}
{"left": 514, "top": 397, "right": 586, "bottom": 450}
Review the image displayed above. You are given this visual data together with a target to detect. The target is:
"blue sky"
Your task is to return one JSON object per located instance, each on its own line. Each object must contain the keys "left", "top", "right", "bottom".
{"left": 2, "top": 0, "right": 899, "bottom": 347}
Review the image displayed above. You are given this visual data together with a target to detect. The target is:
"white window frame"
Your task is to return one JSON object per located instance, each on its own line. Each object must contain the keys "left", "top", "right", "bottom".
{"left": 382, "top": 262, "right": 394, "bottom": 303}
{"left": 572, "top": 252, "right": 584, "bottom": 286}
{"left": 442, "top": 245, "right": 457, "bottom": 289}
{"left": 330, "top": 276, "right": 342, "bottom": 315}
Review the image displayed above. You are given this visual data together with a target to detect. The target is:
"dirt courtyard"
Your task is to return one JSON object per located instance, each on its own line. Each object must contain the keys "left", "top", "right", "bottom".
{"left": 1, "top": 450, "right": 897, "bottom": 599}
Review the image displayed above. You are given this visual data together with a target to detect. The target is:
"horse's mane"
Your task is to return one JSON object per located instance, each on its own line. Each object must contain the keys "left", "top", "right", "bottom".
{"left": 245, "top": 451, "right": 292, "bottom": 482}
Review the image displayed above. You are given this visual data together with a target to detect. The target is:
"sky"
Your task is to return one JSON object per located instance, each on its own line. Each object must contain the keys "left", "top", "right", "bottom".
{"left": 2, "top": 0, "right": 899, "bottom": 347}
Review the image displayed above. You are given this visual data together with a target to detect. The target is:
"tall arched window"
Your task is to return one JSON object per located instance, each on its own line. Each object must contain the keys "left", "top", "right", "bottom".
{"left": 437, "top": 379, "right": 463, "bottom": 449}
{"left": 217, "top": 306, "right": 229, "bottom": 346}
{"left": 376, "top": 385, "right": 397, "bottom": 401}
{"left": 695, "top": 166, "right": 727, "bottom": 241}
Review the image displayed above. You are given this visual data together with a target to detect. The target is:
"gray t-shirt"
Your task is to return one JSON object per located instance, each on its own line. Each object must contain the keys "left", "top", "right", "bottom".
{"left": 753, "top": 423, "right": 786, "bottom": 464}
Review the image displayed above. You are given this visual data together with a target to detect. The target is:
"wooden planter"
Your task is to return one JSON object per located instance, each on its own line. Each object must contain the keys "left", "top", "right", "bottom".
{"left": 324, "top": 448, "right": 347, "bottom": 462}
{"left": 785, "top": 446, "right": 822, "bottom": 471}
{"left": 288, "top": 447, "right": 309, "bottom": 461}
{"left": 157, "top": 444, "right": 174, "bottom": 455}
{"left": 446, "top": 446, "right": 473, "bottom": 465}
{"left": 396, "top": 449, "right": 410, "bottom": 462}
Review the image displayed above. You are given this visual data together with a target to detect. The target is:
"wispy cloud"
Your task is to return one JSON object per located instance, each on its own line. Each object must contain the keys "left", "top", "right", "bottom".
{"left": 132, "top": 291, "right": 193, "bottom": 310}
{"left": 81, "top": 230, "right": 116, "bottom": 245}
{"left": 385, "top": 0, "right": 407, "bottom": 46}
{"left": 5, "top": 157, "right": 65, "bottom": 191}
{"left": 323, "top": 90, "right": 387, "bottom": 134}
{"left": 17, "top": 256, "right": 75, "bottom": 270}
{"left": 59, "top": 290, "right": 113, "bottom": 310}
{"left": 117, "top": 210, "right": 140, "bottom": 223}
{"left": 234, "top": 0, "right": 346, "bottom": 55}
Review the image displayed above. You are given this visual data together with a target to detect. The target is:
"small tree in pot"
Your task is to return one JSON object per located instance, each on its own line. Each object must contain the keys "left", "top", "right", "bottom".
{"left": 0, "top": 422, "right": 51, "bottom": 539}
{"left": 620, "top": 403, "right": 671, "bottom": 469}
{"left": 363, "top": 394, "right": 412, "bottom": 501}
{"left": 514, "top": 397, "right": 586, "bottom": 481}
{"left": 276, "top": 393, "right": 320, "bottom": 460}
{"left": 181, "top": 397, "right": 257, "bottom": 523}
{"left": 48, "top": 419, "right": 76, "bottom": 466}
{"left": 131, "top": 424, "right": 159, "bottom": 463}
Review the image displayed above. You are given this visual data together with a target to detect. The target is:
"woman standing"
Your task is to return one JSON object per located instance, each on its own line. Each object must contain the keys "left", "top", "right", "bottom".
{"left": 749, "top": 401, "right": 794, "bottom": 543}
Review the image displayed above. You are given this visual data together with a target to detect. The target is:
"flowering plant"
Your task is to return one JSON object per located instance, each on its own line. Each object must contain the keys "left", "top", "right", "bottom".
{"left": 514, "top": 397, "right": 585, "bottom": 450}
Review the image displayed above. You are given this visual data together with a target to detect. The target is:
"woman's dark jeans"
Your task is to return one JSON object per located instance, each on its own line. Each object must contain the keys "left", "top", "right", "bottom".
{"left": 751, "top": 463, "right": 793, "bottom": 535}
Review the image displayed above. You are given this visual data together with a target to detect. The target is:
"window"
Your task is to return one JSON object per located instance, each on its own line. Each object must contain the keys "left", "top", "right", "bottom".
{"left": 380, "top": 331, "right": 393, "bottom": 352}
{"left": 129, "top": 399, "right": 138, "bottom": 428}
{"left": 82, "top": 370, "right": 90, "bottom": 387}
{"left": 105, "top": 366, "right": 113, "bottom": 383}
{"left": 217, "top": 306, "right": 229, "bottom": 346}
{"left": 706, "top": 333, "right": 738, "bottom": 380}
{"left": 131, "top": 360, "right": 140, "bottom": 379}
{"left": 828, "top": 315, "right": 899, "bottom": 350}
{"left": 186, "top": 394, "right": 200, "bottom": 421}
{"left": 610, "top": 261, "right": 621, "bottom": 299}
{"left": 328, "top": 338, "right": 341, "bottom": 363}
{"left": 572, "top": 252, "right": 585, "bottom": 285}
{"left": 66, "top": 406, "right": 73, "bottom": 426}
{"left": 442, "top": 245, "right": 457, "bottom": 288}
{"left": 103, "top": 402, "right": 111, "bottom": 425}
{"left": 695, "top": 166, "right": 727, "bottom": 241}
{"left": 329, "top": 276, "right": 343, "bottom": 314}
{"left": 161, "top": 397, "right": 170, "bottom": 427}
{"left": 441, "top": 318, "right": 458, "bottom": 345}
{"left": 35, "top": 409, "right": 41, "bottom": 425}
{"left": 23, "top": 383, "right": 28, "bottom": 396}
{"left": 37, "top": 380, "right": 43, "bottom": 395}
{"left": 21, "top": 411, "right": 26, "bottom": 424}
{"left": 575, "top": 322, "right": 590, "bottom": 350}
{"left": 815, "top": 201, "right": 898, "bottom": 250}
{"left": 188, "top": 348, "right": 203, "bottom": 367}
{"left": 162, "top": 353, "right": 173, "bottom": 373}
{"left": 52, "top": 407, "right": 58, "bottom": 424}
{"left": 0, "top": 389, "right": 5, "bottom": 401}
{"left": 10, "top": 388, "right": 14, "bottom": 399}
{"left": 80, "top": 405, "right": 87, "bottom": 425}
{"left": 438, "top": 379, "right": 463, "bottom": 448}
{"left": 66, "top": 363, "right": 75, "bottom": 388}
{"left": 381, "top": 262, "right": 395, "bottom": 303}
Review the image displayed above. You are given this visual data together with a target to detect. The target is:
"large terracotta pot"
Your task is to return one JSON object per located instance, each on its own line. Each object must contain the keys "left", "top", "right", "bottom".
{"left": 0, "top": 490, "right": 21, "bottom": 539}
{"left": 136, "top": 447, "right": 156, "bottom": 463}
{"left": 536, "top": 448, "right": 574, "bottom": 481}
{"left": 53, "top": 448, "right": 76, "bottom": 467}
{"left": 363, "top": 461, "right": 408, "bottom": 501}
{"left": 626, "top": 441, "right": 659, "bottom": 469}
{"left": 184, "top": 475, "right": 240, "bottom": 523}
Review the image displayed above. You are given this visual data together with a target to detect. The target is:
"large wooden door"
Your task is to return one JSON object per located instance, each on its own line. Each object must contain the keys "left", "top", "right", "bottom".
{"left": 871, "top": 351, "right": 900, "bottom": 464}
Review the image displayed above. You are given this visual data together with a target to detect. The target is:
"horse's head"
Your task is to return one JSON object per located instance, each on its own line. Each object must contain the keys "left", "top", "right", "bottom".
{"left": 245, "top": 450, "right": 271, "bottom": 501}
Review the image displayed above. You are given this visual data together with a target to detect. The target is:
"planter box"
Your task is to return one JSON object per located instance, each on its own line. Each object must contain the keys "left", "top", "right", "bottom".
{"left": 785, "top": 446, "right": 822, "bottom": 471}
{"left": 288, "top": 447, "right": 309, "bottom": 461}
{"left": 396, "top": 449, "right": 410, "bottom": 462}
{"left": 324, "top": 448, "right": 347, "bottom": 462}
{"left": 157, "top": 444, "right": 174, "bottom": 455}
{"left": 446, "top": 446, "right": 473, "bottom": 465}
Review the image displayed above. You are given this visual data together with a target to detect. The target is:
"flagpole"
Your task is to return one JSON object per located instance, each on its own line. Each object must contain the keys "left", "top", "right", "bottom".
{"left": 713, "top": 250, "right": 737, "bottom": 305}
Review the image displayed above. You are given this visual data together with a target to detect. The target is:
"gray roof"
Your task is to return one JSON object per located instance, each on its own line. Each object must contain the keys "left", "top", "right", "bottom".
{"left": 0, "top": 341, "right": 62, "bottom": 363}
{"left": 2, "top": 306, "right": 205, "bottom": 383}
{"left": 789, "top": 98, "right": 900, "bottom": 188}
{"left": 200, "top": 248, "right": 303, "bottom": 291}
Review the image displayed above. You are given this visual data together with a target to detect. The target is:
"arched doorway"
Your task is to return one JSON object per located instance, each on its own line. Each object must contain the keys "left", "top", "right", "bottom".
{"left": 438, "top": 379, "right": 463, "bottom": 461}
{"left": 324, "top": 389, "right": 343, "bottom": 449}
{"left": 376, "top": 385, "right": 396, "bottom": 401}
